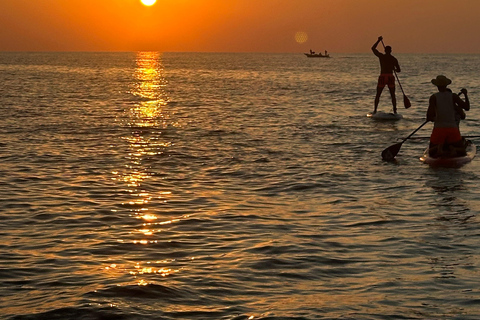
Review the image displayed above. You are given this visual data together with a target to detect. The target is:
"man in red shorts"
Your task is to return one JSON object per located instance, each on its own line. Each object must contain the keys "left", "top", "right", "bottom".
{"left": 371, "top": 36, "right": 401, "bottom": 114}
{"left": 427, "top": 75, "right": 470, "bottom": 157}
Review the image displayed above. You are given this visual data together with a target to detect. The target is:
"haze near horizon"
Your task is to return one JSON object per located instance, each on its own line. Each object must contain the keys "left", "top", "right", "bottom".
{"left": 0, "top": 0, "right": 479, "bottom": 53}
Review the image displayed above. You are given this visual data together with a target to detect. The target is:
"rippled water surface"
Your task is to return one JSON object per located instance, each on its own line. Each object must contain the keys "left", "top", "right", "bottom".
{"left": 1, "top": 52, "right": 480, "bottom": 319}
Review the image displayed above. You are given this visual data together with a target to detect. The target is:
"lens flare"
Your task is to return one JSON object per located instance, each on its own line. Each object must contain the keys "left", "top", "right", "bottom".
{"left": 295, "top": 31, "right": 308, "bottom": 44}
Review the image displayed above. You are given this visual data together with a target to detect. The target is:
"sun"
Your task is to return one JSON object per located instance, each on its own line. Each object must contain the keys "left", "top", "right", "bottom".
{"left": 141, "top": 0, "right": 157, "bottom": 6}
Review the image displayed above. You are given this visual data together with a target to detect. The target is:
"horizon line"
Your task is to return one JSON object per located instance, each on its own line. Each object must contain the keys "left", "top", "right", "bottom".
{"left": 1, "top": 50, "right": 479, "bottom": 55}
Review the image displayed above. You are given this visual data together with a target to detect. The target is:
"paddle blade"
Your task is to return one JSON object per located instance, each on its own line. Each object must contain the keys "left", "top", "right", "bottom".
{"left": 382, "top": 142, "right": 402, "bottom": 161}
{"left": 403, "top": 95, "right": 411, "bottom": 109}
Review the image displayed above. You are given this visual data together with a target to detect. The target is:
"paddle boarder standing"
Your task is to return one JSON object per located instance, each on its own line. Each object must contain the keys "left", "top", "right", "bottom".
{"left": 371, "top": 36, "right": 401, "bottom": 114}
{"left": 426, "top": 75, "right": 470, "bottom": 157}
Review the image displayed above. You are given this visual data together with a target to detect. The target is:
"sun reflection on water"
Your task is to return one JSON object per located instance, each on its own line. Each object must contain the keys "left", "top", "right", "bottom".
{"left": 124, "top": 51, "right": 170, "bottom": 227}
{"left": 109, "top": 52, "right": 181, "bottom": 285}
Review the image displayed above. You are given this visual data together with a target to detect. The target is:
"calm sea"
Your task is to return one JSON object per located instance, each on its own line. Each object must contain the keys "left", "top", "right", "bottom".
{"left": 1, "top": 52, "right": 480, "bottom": 320}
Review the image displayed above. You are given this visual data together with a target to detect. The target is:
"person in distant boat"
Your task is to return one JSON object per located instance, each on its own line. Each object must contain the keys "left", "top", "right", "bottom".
{"left": 371, "top": 36, "right": 401, "bottom": 114}
{"left": 426, "top": 75, "right": 470, "bottom": 157}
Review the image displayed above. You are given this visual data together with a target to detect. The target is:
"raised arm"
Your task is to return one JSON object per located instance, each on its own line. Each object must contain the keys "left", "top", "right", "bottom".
{"left": 455, "top": 89, "right": 470, "bottom": 111}
{"left": 371, "top": 36, "right": 383, "bottom": 56}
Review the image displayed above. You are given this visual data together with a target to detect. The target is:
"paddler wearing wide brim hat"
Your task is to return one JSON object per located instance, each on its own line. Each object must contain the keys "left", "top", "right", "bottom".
{"left": 426, "top": 75, "right": 470, "bottom": 157}
{"left": 431, "top": 75, "right": 452, "bottom": 87}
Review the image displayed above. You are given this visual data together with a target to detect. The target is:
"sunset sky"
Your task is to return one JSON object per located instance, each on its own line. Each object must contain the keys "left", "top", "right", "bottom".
{"left": 1, "top": 0, "right": 479, "bottom": 53}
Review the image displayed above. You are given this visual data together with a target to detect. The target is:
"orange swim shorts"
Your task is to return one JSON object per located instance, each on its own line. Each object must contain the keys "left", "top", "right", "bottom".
{"left": 377, "top": 73, "right": 395, "bottom": 88}
{"left": 430, "top": 127, "right": 462, "bottom": 145}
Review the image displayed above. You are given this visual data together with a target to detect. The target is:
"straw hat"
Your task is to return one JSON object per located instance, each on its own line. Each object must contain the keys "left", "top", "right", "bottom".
{"left": 431, "top": 75, "right": 452, "bottom": 87}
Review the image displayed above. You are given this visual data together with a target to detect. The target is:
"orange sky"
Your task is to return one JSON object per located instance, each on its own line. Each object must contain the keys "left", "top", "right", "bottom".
{"left": 1, "top": 0, "right": 479, "bottom": 53}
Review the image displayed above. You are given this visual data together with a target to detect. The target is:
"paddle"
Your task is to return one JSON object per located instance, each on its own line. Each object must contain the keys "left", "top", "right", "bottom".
{"left": 406, "top": 135, "right": 480, "bottom": 140}
{"left": 381, "top": 120, "right": 429, "bottom": 161}
{"left": 381, "top": 39, "right": 411, "bottom": 109}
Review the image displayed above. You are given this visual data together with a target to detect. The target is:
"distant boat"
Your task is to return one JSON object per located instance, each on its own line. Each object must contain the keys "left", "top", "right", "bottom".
{"left": 304, "top": 50, "right": 330, "bottom": 58}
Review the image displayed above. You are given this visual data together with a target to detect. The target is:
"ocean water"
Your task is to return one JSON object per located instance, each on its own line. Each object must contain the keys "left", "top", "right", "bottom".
{"left": 1, "top": 51, "right": 480, "bottom": 320}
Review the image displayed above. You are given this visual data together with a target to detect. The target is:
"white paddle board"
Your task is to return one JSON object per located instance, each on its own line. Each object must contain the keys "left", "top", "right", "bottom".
{"left": 367, "top": 111, "right": 403, "bottom": 121}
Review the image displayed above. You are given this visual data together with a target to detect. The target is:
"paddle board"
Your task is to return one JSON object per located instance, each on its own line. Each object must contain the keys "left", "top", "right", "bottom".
{"left": 367, "top": 111, "right": 403, "bottom": 121}
{"left": 420, "top": 140, "right": 476, "bottom": 167}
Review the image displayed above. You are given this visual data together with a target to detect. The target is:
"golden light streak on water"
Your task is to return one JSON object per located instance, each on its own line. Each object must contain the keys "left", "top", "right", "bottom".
{"left": 105, "top": 264, "right": 117, "bottom": 270}
{"left": 113, "top": 51, "right": 177, "bottom": 286}
{"left": 139, "top": 229, "right": 153, "bottom": 235}
{"left": 137, "top": 279, "right": 149, "bottom": 286}
{"left": 133, "top": 262, "right": 176, "bottom": 276}
{"left": 140, "top": 214, "right": 158, "bottom": 221}
{"left": 125, "top": 52, "right": 171, "bottom": 215}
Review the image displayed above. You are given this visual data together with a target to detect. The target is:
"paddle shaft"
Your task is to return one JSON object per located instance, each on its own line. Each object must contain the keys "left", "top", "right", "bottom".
{"left": 401, "top": 120, "right": 429, "bottom": 143}
{"left": 406, "top": 135, "right": 480, "bottom": 140}
{"left": 381, "top": 120, "right": 430, "bottom": 160}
